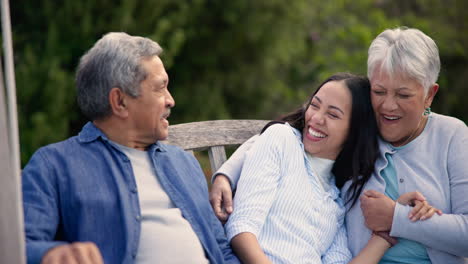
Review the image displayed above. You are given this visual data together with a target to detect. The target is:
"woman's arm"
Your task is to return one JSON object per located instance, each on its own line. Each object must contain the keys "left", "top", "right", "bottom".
{"left": 211, "top": 135, "right": 258, "bottom": 187}
{"left": 209, "top": 135, "right": 258, "bottom": 221}
{"left": 352, "top": 191, "right": 441, "bottom": 264}
{"left": 348, "top": 235, "right": 391, "bottom": 264}
{"left": 230, "top": 233, "right": 272, "bottom": 264}
{"left": 224, "top": 125, "right": 291, "bottom": 259}
{"left": 322, "top": 203, "right": 427, "bottom": 264}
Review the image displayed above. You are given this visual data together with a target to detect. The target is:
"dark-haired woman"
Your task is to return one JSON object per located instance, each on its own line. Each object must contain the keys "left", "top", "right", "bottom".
{"left": 212, "top": 73, "right": 437, "bottom": 264}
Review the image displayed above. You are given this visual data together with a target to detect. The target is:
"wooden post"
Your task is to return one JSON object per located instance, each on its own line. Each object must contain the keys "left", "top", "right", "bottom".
{"left": 208, "top": 145, "right": 227, "bottom": 173}
{"left": 0, "top": 0, "right": 25, "bottom": 262}
{"left": 0, "top": 63, "right": 25, "bottom": 263}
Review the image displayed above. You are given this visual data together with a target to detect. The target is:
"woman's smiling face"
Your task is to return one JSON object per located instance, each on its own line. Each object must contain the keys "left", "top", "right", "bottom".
{"left": 302, "top": 80, "right": 352, "bottom": 160}
{"left": 370, "top": 70, "right": 437, "bottom": 146}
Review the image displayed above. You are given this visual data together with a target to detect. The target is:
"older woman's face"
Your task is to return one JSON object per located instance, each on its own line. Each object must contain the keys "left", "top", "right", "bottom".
{"left": 370, "top": 71, "right": 437, "bottom": 146}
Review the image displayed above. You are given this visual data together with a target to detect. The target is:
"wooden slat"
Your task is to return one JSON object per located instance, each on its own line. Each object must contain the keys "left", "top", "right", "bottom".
{"left": 208, "top": 146, "right": 227, "bottom": 172}
{"left": 163, "top": 119, "right": 269, "bottom": 151}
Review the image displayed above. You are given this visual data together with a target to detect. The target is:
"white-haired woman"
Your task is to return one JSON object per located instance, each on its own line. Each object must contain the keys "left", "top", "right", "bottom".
{"left": 348, "top": 27, "right": 468, "bottom": 264}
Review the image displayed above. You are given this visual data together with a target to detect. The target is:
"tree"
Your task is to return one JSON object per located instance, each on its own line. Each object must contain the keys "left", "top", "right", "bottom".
{"left": 11, "top": 0, "right": 467, "bottom": 164}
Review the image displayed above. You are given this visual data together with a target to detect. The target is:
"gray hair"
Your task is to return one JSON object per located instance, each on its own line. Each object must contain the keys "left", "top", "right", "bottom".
{"left": 367, "top": 27, "right": 440, "bottom": 94}
{"left": 76, "top": 32, "right": 163, "bottom": 120}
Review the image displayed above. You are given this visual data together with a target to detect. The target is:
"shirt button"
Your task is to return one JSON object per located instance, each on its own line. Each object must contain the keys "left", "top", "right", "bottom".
{"left": 399, "top": 178, "right": 404, "bottom": 183}
{"left": 136, "top": 215, "right": 141, "bottom": 221}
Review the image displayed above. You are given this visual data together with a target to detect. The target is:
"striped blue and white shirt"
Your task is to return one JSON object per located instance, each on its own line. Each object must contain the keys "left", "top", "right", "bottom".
{"left": 224, "top": 123, "right": 351, "bottom": 263}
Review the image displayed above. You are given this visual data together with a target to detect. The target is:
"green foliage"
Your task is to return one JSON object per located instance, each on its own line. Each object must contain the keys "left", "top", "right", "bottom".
{"left": 379, "top": 0, "right": 468, "bottom": 122}
{"left": 11, "top": 0, "right": 468, "bottom": 165}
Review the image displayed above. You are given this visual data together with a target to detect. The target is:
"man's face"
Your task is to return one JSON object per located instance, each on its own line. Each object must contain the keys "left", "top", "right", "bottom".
{"left": 126, "top": 56, "right": 175, "bottom": 144}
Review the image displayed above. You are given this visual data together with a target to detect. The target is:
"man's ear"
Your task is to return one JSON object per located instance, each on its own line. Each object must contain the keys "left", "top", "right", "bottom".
{"left": 109, "top": 88, "right": 129, "bottom": 118}
{"left": 425, "top": 83, "right": 439, "bottom": 108}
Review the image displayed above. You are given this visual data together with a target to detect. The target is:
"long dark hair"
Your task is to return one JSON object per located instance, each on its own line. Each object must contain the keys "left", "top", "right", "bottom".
{"left": 261, "top": 73, "right": 379, "bottom": 208}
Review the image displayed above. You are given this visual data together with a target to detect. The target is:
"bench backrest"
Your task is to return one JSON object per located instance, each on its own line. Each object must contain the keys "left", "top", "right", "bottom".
{"left": 163, "top": 119, "right": 269, "bottom": 172}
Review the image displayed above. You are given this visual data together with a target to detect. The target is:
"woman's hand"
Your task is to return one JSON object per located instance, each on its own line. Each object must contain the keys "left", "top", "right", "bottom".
{"left": 209, "top": 174, "right": 234, "bottom": 223}
{"left": 360, "top": 190, "right": 396, "bottom": 231}
{"left": 397, "top": 191, "right": 443, "bottom": 221}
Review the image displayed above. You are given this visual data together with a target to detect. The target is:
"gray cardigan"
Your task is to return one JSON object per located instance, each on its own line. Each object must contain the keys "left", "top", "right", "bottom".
{"left": 343, "top": 113, "right": 468, "bottom": 263}
{"left": 215, "top": 113, "right": 468, "bottom": 263}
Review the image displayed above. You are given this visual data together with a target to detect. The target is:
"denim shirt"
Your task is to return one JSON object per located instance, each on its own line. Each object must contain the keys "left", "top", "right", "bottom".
{"left": 22, "top": 122, "right": 239, "bottom": 264}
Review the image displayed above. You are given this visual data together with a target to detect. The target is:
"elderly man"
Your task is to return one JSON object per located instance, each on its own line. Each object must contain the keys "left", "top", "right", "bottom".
{"left": 22, "top": 32, "right": 239, "bottom": 264}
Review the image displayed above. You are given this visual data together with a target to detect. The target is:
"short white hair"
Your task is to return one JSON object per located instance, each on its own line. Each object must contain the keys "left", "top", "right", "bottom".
{"left": 367, "top": 27, "right": 440, "bottom": 94}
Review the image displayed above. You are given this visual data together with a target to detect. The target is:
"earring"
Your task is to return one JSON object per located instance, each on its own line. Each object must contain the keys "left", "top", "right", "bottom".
{"left": 423, "top": 107, "right": 431, "bottom": 116}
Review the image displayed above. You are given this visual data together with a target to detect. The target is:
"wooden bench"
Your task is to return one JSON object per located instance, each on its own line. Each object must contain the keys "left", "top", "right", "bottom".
{"left": 0, "top": 119, "right": 268, "bottom": 264}
{"left": 163, "top": 119, "right": 269, "bottom": 172}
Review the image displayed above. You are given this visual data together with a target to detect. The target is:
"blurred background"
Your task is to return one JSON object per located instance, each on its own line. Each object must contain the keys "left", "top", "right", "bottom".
{"left": 11, "top": 0, "right": 468, "bottom": 166}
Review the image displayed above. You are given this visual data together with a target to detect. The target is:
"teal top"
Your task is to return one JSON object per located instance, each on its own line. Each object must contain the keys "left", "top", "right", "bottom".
{"left": 379, "top": 144, "right": 431, "bottom": 264}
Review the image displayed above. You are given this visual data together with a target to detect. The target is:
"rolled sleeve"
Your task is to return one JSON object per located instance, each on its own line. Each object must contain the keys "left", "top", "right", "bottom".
{"left": 225, "top": 217, "right": 263, "bottom": 242}
{"left": 224, "top": 128, "right": 283, "bottom": 242}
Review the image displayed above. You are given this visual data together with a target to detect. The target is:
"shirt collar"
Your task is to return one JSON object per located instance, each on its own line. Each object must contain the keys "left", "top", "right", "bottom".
{"left": 378, "top": 137, "right": 396, "bottom": 154}
{"left": 77, "top": 121, "right": 167, "bottom": 152}
{"left": 77, "top": 122, "right": 105, "bottom": 143}
{"left": 285, "top": 122, "right": 303, "bottom": 142}
{"left": 286, "top": 122, "right": 341, "bottom": 200}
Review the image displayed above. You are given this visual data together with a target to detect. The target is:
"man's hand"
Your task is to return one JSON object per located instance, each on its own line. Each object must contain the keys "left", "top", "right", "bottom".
{"left": 42, "top": 242, "right": 104, "bottom": 264}
{"left": 360, "top": 190, "right": 395, "bottom": 232}
{"left": 209, "top": 174, "right": 234, "bottom": 223}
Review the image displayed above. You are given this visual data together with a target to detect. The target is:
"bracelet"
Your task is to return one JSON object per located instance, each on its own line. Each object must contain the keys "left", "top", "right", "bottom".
{"left": 373, "top": 231, "right": 398, "bottom": 247}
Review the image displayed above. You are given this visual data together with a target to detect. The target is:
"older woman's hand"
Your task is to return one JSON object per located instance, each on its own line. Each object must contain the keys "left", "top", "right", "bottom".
{"left": 409, "top": 200, "right": 443, "bottom": 221}
{"left": 397, "top": 191, "right": 443, "bottom": 221}
{"left": 360, "top": 190, "right": 395, "bottom": 231}
{"left": 361, "top": 190, "right": 444, "bottom": 232}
